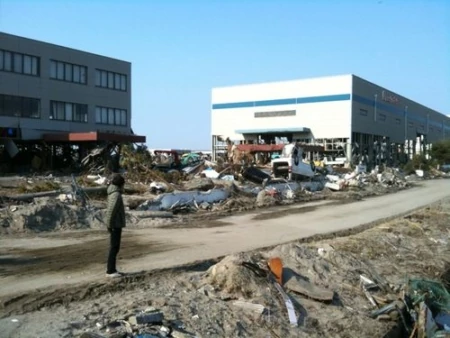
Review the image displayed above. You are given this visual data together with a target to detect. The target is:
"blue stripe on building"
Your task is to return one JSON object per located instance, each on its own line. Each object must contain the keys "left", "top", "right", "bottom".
{"left": 212, "top": 93, "right": 450, "bottom": 132}
{"left": 212, "top": 94, "right": 351, "bottom": 110}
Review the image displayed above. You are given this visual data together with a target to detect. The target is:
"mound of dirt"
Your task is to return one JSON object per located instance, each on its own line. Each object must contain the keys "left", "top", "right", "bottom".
{"left": 205, "top": 252, "right": 268, "bottom": 299}
{"left": 1, "top": 198, "right": 106, "bottom": 233}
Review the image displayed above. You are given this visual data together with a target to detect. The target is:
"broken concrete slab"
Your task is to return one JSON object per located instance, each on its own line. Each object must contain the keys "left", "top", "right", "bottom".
{"left": 283, "top": 269, "right": 334, "bottom": 302}
{"left": 232, "top": 300, "right": 266, "bottom": 314}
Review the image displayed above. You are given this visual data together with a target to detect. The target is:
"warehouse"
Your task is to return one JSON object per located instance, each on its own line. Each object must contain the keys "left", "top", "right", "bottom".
{"left": 211, "top": 74, "right": 450, "bottom": 165}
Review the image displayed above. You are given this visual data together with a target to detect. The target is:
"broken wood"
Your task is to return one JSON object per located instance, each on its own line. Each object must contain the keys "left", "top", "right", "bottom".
{"left": 362, "top": 288, "right": 378, "bottom": 307}
{"left": 5, "top": 189, "right": 63, "bottom": 201}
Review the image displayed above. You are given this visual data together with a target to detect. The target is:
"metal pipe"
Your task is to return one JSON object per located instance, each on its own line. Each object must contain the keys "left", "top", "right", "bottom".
{"left": 374, "top": 94, "right": 378, "bottom": 122}
{"left": 404, "top": 106, "right": 408, "bottom": 158}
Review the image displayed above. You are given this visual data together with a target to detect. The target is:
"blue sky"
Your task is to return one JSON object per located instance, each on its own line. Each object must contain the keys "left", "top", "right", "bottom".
{"left": 1, "top": 0, "right": 449, "bottom": 149}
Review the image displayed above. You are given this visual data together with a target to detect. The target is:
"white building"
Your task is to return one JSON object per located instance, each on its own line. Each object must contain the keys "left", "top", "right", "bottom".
{"left": 211, "top": 74, "right": 450, "bottom": 164}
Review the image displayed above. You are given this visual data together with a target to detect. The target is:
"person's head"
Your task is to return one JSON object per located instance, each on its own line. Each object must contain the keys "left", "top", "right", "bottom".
{"left": 110, "top": 173, "right": 125, "bottom": 188}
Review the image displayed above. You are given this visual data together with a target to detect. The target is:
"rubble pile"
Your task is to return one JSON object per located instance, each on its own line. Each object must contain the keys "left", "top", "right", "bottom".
{"left": 324, "top": 166, "right": 409, "bottom": 192}
{"left": 1, "top": 159, "right": 449, "bottom": 233}
{"left": 76, "top": 309, "right": 197, "bottom": 338}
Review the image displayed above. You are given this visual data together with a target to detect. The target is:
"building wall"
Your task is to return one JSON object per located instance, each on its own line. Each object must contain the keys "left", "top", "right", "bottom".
{"left": 352, "top": 75, "right": 450, "bottom": 143}
{"left": 211, "top": 75, "right": 353, "bottom": 141}
{"left": 0, "top": 32, "right": 131, "bottom": 140}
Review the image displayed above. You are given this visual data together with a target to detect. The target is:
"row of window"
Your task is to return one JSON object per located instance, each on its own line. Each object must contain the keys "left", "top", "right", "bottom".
{"left": 359, "top": 109, "right": 443, "bottom": 132}
{"left": 50, "top": 101, "right": 88, "bottom": 122}
{"left": 95, "top": 106, "right": 128, "bottom": 126}
{"left": 0, "top": 94, "right": 128, "bottom": 125}
{"left": 0, "top": 49, "right": 40, "bottom": 76}
{"left": 0, "top": 48, "right": 127, "bottom": 91}
{"left": 50, "top": 60, "right": 87, "bottom": 84}
{"left": 95, "top": 69, "right": 127, "bottom": 91}
{"left": 0, "top": 94, "right": 41, "bottom": 118}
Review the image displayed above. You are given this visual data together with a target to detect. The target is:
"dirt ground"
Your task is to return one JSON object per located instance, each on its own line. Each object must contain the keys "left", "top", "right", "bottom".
{"left": 1, "top": 196, "right": 449, "bottom": 338}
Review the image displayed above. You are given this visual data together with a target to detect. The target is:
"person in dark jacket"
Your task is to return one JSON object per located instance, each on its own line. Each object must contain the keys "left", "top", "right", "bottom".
{"left": 105, "top": 173, "right": 126, "bottom": 278}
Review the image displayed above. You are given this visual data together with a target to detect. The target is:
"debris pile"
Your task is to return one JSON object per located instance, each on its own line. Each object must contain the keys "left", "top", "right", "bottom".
{"left": 324, "top": 166, "right": 409, "bottom": 192}
{"left": 1, "top": 155, "right": 449, "bottom": 234}
{"left": 78, "top": 308, "right": 197, "bottom": 338}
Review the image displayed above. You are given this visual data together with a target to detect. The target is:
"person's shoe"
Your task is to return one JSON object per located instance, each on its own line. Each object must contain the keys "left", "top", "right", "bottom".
{"left": 106, "top": 272, "right": 122, "bottom": 278}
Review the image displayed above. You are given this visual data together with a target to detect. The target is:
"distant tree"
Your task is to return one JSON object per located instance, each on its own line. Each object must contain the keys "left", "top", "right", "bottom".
{"left": 431, "top": 139, "right": 450, "bottom": 164}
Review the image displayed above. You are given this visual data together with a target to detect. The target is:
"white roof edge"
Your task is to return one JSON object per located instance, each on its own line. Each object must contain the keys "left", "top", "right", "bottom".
{"left": 212, "top": 74, "right": 353, "bottom": 91}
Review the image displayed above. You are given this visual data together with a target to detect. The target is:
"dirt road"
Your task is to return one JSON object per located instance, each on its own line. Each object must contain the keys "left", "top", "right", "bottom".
{"left": 1, "top": 179, "right": 449, "bottom": 300}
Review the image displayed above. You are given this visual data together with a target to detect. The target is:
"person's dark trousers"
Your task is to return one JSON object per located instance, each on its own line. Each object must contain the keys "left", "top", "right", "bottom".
{"left": 107, "top": 228, "right": 122, "bottom": 274}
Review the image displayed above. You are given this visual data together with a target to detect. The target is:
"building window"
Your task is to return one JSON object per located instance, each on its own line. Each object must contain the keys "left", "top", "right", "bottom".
{"left": 378, "top": 113, "right": 386, "bottom": 122}
{"left": 359, "top": 109, "right": 368, "bottom": 116}
{"left": 95, "top": 106, "right": 127, "bottom": 126}
{"left": 408, "top": 122, "right": 414, "bottom": 128}
{"left": 395, "top": 118, "right": 401, "bottom": 124}
{"left": 0, "top": 94, "right": 40, "bottom": 118}
{"left": 50, "top": 60, "right": 87, "bottom": 84}
{"left": 254, "top": 110, "right": 296, "bottom": 118}
{"left": 95, "top": 69, "right": 127, "bottom": 91}
{"left": 50, "top": 101, "right": 88, "bottom": 122}
{"left": 0, "top": 49, "right": 40, "bottom": 76}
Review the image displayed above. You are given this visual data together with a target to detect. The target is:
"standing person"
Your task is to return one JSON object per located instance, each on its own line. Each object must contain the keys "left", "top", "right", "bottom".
{"left": 105, "top": 173, "right": 126, "bottom": 278}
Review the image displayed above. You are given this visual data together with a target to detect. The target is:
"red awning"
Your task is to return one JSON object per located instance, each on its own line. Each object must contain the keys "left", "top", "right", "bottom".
{"left": 43, "top": 131, "right": 146, "bottom": 143}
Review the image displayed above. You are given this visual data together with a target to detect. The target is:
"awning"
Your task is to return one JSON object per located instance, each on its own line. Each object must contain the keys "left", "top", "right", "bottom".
{"left": 235, "top": 127, "right": 311, "bottom": 134}
{"left": 43, "top": 131, "right": 146, "bottom": 143}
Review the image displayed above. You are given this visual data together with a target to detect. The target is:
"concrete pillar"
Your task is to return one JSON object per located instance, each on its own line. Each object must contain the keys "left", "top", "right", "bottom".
{"left": 346, "top": 139, "right": 352, "bottom": 164}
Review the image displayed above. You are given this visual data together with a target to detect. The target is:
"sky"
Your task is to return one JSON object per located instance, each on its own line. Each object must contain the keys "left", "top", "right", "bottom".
{"left": 0, "top": 0, "right": 449, "bottom": 150}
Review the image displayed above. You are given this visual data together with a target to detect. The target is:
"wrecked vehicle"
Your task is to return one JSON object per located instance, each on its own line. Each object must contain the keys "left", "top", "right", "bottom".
{"left": 181, "top": 152, "right": 201, "bottom": 166}
{"left": 271, "top": 143, "right": 317, "bottom": 180}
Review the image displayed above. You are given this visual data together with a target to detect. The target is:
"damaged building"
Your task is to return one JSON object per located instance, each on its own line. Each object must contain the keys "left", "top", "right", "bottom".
{"left": 211, "top": 74, "right": 450, "bottom": 166}
{"left": 0, "top": 32, "right": 145, "bottom": 172}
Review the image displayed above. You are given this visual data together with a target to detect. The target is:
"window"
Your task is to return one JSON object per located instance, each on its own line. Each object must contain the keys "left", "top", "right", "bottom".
{"left": 95, "top": 69, "right": 127, "bottom": 91}
{"left": 64, "top": 64, "right": 73, "bottom": 82}
{"left": 254, "top": 110, "right": 296, "bottom": 118}
{"left": 95, "top": 106, "right": 127, "bottom": 125}
{"left": 359, "top": 108, "right": 368, "bottom": 116}
{"left": 50, "top": 100, "right": 88, "bottom": 122}
{"left": 23, "top": 55, "right": 32, "bottom": 74}
{"left": 4, "top": 51, "right": 12, "bottom": 71}
{"left": 0, "top": 94, "right": 41, "bottom": 118}
{"left": 395, "top": 118, "right": 401, "bottom": 124}
{"left": 50, "top": 60, "right": 87, "bottom": 84}
{"left": 409, "top": 122, "right": 414, "bottom": 128}
{"left": 0, "top": 49, "right": 40, "bottom": 76}
{"left": 378, "top": 113, "right": 386, "bottom": 122}
{"left": 13, "top": 53, "right": 23, "bottom": 73}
